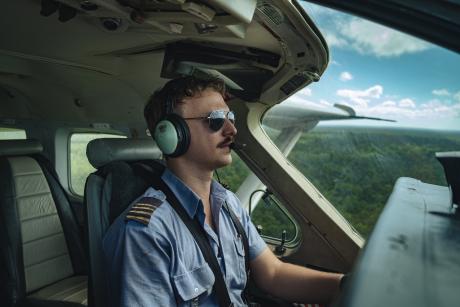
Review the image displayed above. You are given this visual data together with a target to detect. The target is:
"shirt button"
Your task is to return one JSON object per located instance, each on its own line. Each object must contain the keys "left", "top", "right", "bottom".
{"left": 194, "top": 287, "right": 198, "bottom": 292}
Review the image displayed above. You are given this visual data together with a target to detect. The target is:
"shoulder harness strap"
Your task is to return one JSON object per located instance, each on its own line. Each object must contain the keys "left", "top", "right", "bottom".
{"left": 223, "top": 201, "right": 250, "bottom": 302}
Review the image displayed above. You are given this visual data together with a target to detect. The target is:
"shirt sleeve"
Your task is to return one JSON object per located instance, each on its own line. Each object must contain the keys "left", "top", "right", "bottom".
{"left": 118, "top": 222, "right": 176, "bottom": 307}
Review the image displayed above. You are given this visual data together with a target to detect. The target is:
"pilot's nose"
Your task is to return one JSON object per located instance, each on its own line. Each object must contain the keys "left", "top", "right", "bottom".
{"left": 222, "top": 118, "right": 237, "bottom": 136}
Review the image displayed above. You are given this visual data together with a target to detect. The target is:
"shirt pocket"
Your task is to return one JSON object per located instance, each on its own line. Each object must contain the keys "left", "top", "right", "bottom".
{"left": 173, "top": 264, "right": 215, "bottom": 305}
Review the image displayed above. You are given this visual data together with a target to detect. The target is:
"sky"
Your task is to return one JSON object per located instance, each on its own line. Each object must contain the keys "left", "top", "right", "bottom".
{"left": 285, "top": 2, "right": 460, "bottom": 131}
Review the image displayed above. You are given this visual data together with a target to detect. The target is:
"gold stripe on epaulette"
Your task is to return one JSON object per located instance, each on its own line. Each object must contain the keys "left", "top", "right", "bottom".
{"left": 132, "top": 204, "right": 155, "bottom": 209}
{"left": 129, "top": 210, "right": 153, "bottom": 217}
{"left": 132, "top": 204, "right": 155, "bottom": 211}
{"left": 130, "top": 208, "right": 154, "bottom": 214}
{"left": 125, "top": 214, "right": 150, "bottom": 225}
{"left": 135, "top": 203, "right": 155, "bottom": 208}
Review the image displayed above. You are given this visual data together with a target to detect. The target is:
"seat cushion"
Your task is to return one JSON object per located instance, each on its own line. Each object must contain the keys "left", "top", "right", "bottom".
{"left": 28, "top": 276, "right": 87, "bottom": 305}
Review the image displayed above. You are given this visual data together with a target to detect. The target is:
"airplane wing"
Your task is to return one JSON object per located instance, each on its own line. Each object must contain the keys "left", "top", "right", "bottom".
{"left": 263, "top": 101, "right": 395, "bottom": 131}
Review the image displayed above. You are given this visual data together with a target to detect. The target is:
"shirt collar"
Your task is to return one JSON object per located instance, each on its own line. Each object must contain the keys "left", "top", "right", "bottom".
{"left": 161, "top": 168, "right": 229, "bottom": 218}
{"left": 211, "top": 179, "right": 228, "bottom": 201}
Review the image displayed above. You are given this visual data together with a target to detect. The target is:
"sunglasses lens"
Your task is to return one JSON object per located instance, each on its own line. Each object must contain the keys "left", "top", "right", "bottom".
{"left": 228, "top": 111, "right": 235, "bottom": 124}
{"left": 207, "top": 110, "right": 235, "bottom": 131}
{"left": 209, "top": 118, "right": 225, "bottom": 131}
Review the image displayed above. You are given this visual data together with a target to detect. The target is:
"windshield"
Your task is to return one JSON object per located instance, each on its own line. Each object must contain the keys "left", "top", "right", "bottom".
{"left": 261, "top": 2, "right": 460, "bottom": 238}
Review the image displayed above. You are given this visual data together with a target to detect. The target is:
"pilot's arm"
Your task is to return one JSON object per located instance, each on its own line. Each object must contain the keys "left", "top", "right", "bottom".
{"left": 250, "top": 246, "right": 343, "bottom": 304}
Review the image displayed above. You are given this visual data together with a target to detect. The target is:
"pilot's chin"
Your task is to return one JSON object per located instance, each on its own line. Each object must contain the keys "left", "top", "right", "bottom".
{"left": 216, "top": 156, "right": 232, "bottom": 168}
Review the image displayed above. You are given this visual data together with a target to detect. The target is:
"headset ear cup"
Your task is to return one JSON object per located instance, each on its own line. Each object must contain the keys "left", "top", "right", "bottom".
{"left": 154, "top": 114, "right": 190, "bottom": 157}
{"left": 167, "top": 114, "right": 190, "bottom": 157}
{"left": 153, "top": 119, "right": 179, "bottom": 155}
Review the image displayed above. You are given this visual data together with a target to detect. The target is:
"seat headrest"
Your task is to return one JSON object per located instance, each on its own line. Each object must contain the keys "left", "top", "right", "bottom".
{"left": 87, "top": 138, "right": 163, "bottom": 168}
{"left": 0, "top": 139, "right": 43, "bottom": 156}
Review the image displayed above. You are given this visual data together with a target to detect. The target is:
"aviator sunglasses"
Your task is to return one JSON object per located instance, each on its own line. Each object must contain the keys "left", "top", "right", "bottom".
{"left": 184, "top": 110, "right": 235, "bottom": 132}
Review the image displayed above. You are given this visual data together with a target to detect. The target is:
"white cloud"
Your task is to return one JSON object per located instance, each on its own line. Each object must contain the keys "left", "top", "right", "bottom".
{"left": 340, "top": 71, "right": 353, "bottom": 82}
{"left": 432, "top": 89, "right": 451, "bottom": 96}
{"left": 299, "top": 87, "right": 312, "bottom": 96}
{"left": 337, "top": 18, "right": 431, "bottom": 57}
{"left": 323, "top": 31, "right": 347, "bottom": 48}
{"left": 381, "top": 100, "right": 396, "bottom": 107}
{"left": 301, "top": 2, "right": 433, "bottom": 57}
{"left": 454, "top": 91, "right": 460, "bottom": 103}
{"left": 399, "top": 98, "right": 416, "bottom": 108}
{"left": 283, "top": 88, "right": 460, "bottom": 129}
{"left": 334, "top": 86, "right": 458, "bottom": 124}
{"left": 352, "top": 98, "right": 460, "bottom": 123}
{"left": 314, "top": 10, "right": 432, "bottom": 58}
{"left": 336, "top": 85, "right": 383, "bottom": 107}
{"left": 330, "top": 60, "right": 340, "bottom": 66}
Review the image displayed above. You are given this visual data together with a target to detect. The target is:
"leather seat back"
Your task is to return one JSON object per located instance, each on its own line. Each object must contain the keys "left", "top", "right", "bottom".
{"left": 84, "top": 138, "right": 163, "bottom": 307}
{"left": 0, "top": 140, "right": 86, "bottom": 306}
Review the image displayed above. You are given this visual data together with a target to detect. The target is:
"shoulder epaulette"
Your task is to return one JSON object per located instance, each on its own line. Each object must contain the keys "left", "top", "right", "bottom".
{"left": 125, "top": 196, "right": 163, "bottom": 225}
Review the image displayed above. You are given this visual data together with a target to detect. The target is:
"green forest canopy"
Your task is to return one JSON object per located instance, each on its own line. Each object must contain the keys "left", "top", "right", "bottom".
{"left": 218, "top": 126, "right": 460, "bottom": 239}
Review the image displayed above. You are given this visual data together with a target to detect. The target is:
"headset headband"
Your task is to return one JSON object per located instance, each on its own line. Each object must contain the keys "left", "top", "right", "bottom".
{"left": 164, "top": 94, "right": 174, "bottom": 116}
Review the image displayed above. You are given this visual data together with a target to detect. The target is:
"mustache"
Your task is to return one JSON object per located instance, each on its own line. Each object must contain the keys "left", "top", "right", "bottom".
{"left": 218, "top": 137, "right": 234, "bottom": 147}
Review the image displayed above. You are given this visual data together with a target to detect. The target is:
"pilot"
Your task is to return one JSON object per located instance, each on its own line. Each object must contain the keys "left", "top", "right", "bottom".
{"left": 103, "top": 76, "right": 344, "bottom": 306}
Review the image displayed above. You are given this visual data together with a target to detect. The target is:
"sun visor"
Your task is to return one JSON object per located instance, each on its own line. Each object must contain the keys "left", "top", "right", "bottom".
{"left": 161, "top": 41, "right": 280, "bottom": 101}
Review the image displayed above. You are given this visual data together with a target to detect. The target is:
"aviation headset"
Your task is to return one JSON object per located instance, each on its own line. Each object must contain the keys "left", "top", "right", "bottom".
{"left": 153, "top": 95, "right": 191, "bottom": 158}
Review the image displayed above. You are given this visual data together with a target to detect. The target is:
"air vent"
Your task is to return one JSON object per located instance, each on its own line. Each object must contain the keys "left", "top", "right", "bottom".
{"left": 257, "top": 2, "right": 284, "bottom": 25}
{"left": 281, "top": 72, "right": 312, "bottom": 96}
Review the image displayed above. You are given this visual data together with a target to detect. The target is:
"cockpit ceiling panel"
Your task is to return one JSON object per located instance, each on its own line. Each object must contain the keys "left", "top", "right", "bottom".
{"left": 0, "top": 0, "right": 327, "bottom": 124}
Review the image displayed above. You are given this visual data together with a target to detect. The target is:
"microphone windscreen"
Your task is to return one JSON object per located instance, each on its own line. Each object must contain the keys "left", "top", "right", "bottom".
{"left": 229, "top": 142, "right": 247, "bottom": 150}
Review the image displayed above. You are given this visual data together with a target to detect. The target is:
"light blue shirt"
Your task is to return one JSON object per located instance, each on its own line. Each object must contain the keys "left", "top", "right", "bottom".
{"left": 103, "top": 168, "right": 267, "bottom": 306}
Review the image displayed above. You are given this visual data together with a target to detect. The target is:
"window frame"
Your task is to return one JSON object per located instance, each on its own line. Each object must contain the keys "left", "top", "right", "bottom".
{"left": 250, "top": 192, "right": 301, "bottom": 246}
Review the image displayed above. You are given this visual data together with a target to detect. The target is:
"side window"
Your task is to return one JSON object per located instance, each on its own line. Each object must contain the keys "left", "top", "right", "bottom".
{"left": 69, "top": 133, "right": 125, "bottom": 196}
{"left": 217, "top": 153, "right": 298, "bottom": 242}
{"left": 0, "top": 127, "right": 26, "bottom": 139}
{"left": 250, "top": 193, "right": 297, "bottom": 242}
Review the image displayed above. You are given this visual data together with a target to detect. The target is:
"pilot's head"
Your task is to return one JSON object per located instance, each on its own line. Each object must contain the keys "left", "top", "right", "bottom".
{"left": 144, "top": 76, "right": 236, "bottom": 170}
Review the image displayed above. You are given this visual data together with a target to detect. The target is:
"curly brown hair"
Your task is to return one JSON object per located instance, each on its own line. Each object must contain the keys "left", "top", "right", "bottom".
{"left": 144, "top": 76, "right": 226, "bottom": 135}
